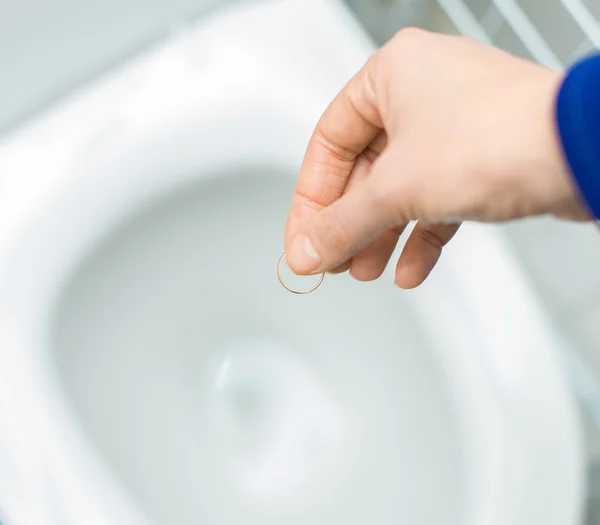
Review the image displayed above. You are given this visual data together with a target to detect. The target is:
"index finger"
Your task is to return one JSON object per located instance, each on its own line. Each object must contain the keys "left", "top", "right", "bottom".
{"left": 284, "top": 53, "right": 384, "bottom": 246}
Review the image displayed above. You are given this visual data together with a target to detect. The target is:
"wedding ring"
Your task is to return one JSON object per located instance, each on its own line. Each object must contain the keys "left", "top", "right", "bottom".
{"left": 277, "top": 251, "right": 324, "bottom": 294}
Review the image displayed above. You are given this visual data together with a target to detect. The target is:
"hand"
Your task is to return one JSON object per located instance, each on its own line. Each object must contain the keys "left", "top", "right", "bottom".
{"left": 283, "top": 29, "right": 588, "bottom": 289}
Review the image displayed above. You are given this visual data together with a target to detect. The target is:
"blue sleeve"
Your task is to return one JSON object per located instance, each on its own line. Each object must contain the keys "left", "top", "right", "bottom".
{"left": 556, "top": 53, "right": 600, "bottom": 219}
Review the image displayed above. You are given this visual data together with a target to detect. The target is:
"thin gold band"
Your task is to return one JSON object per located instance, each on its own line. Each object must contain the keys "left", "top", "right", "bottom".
{"left": 277, "top": 251, "right": 324, "bottom": 294}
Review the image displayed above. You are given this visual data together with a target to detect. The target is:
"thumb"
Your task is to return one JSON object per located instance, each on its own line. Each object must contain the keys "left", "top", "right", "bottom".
{"left": 286, "top": 151, "right": 405, "bottom": 275}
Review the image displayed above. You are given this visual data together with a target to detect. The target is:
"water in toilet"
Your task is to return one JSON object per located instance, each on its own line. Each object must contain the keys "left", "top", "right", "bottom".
{"left": 50, "top": 170, "right": 465, "bottom": 525}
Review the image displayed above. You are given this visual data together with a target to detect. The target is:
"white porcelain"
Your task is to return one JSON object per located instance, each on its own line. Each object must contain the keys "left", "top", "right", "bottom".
{"left": 0, "top": 1, "right": 584, "bottom": 524}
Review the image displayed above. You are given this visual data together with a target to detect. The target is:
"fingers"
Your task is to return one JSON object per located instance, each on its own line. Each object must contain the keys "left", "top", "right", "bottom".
{"left": 394, "top": 222, "right": 461, "bottom": 289}
{"left": 349, "top": 226, "right": 406, "bottom": 281}
{"left": 284, "top": 52, "right": 383, "bottom": 247}
{"left": 327, "top": 133, "right": 388, "bottom": 276}
{"left": 286, "top": 150, "right": 404, "bottom": 274}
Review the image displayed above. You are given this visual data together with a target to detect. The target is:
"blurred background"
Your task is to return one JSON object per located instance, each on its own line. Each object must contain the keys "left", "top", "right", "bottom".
{"left": 0, "top": 0, "right": 599, "bottom": 523}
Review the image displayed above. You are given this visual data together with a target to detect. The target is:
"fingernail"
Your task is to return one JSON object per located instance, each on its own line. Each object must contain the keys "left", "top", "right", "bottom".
{"left": 287, "top": 235, "right": 321, "bottom": 274}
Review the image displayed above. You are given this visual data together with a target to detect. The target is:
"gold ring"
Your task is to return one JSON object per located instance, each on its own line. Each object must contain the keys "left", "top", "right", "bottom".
{"left": 277, "top": 251, "right": 325, "bottom": 295}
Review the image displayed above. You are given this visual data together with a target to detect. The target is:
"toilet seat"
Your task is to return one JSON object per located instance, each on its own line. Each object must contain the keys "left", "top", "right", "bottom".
{"left": 0, "top": 1, "right": 583, "bottom": 524}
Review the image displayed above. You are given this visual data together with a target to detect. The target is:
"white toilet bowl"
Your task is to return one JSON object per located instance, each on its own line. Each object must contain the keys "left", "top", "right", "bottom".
{"left": 0, "top": 1, "right": 584, "bottom": 524}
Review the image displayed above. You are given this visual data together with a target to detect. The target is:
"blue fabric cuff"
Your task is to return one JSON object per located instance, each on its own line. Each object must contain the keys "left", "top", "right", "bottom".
{"left": 556, "top": 52, "right": 600, "bottom": 219}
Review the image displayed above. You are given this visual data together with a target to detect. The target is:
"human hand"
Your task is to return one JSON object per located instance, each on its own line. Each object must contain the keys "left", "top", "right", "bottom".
{"left": 284, "top": 29, "right": 588, "bottom": 289}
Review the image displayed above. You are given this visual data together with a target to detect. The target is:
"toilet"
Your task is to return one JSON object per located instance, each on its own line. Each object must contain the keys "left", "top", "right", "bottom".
{"left": 0, "top": 0, "right": 585, "bottom": 524}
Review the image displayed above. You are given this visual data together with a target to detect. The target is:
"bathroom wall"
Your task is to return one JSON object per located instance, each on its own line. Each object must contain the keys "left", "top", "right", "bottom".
{"left": 343, "top": 0, "right": 432, "bottom": 43}
{"left": 0, "top": 0, "right": 427, "bottom": 133}
{"left": 0, "top": 0, "right": 232, "bottom": 133}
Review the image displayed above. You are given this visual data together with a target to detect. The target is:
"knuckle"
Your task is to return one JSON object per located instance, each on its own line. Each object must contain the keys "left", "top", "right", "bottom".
{"left": 457, "top": 34, "right": 483, "bottom": 48}
{"left": 363, "top": 51, "right": 380, "bottom": 104}
{"left": 458, "top": 34, "right": 476, "bottom": 44}
{"left": 313, "top": 126, "right": 360, "bottom": 162}
{"left": 388, "top": 27, "right": 430, "bottom": 50}
{"left": 414, "top": 227, "right": 445, "bottom": 251}
{"left": 379, "top": 28, "right": 432, "bottom": 111}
